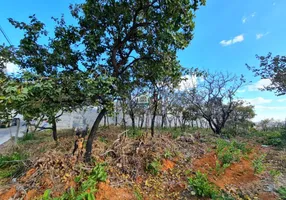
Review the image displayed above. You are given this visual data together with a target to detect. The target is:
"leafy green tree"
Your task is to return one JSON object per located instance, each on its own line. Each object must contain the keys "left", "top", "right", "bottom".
{"left": 0, "top": 16, "right": 86, "bottom": 141}
{"left": 1, "top": 0, "right": 206, "bottom": 162}
{"left": 68, "top": 0, "right": 205, "bottom": 161}
{"left": 224, "top": 104, "right": 255, "bottom": 135}
{"left": 247, "top": 53, "right": 286, "bottom": 96}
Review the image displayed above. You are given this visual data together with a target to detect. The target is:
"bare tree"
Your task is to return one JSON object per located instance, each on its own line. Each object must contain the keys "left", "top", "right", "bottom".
{"left": 189, "top": 72, "right": 245, "bottom": 135}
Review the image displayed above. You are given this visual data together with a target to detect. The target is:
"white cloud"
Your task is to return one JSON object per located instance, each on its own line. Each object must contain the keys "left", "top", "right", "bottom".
{"left": 178, "top": 75, "right": 197, "bottom": 91}
{"left": 256, "top": 105, "right": 286, "bottom": 110}
{"left": 242, "top": 12, "right": 256, "bottom": 24}
{"left": 243, "top": 97, "right": 272, "bottom": 105}
{"left": 242, "top": 17, "right": 247, "bottom": 24}
{"left": 277, "top": 98, "right": 286, "bottom": 102}
{"left": 220, "top": 34, "right": 244, "bottom": 46}
{"left": 256, "top": 32, "right": 269, "bottom": 40}
{"left": 247, "top": 79, "right": 271, "bottom": 91}
{"left": 5, "top": 62, "right": 20, "bottom": 74}
{"left": 237, "top": 89, "right": 246, "bottom": 93}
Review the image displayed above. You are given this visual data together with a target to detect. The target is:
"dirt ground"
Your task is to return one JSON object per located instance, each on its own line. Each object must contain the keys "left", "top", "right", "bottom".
{"left": 0, "top": 126, "right": 285, "bottom": 200}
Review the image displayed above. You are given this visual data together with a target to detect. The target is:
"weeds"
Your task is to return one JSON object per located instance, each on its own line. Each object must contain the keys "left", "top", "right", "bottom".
{"left": 146, "top": 159, "right": 161, "bottom": 175}
{"left": 188, "top": 171, "right": 218, "bottom": 198}
{"left": 278, "top": 187, "right": 286, "bottom": 200}
{"left": 163, "top": 149, "right": 173, "bottom": 159}
{"left": 215, "top": 160, "right": 230, "bottom": 175}
{"left": 269, "top": 169, "right": 282, "bottom": 181}
{"left": 19, "top": 132, "right": 36, "bottom": 143}
{"left": 215, "top": 139, "right": 251, "bottom": 174}
{"left": 134, "top": 187, "right": 143, "bottom": 200}
{"left": 0, "top": 152, "right": 27, "bottom": 178}
{"left": 42, "top": 163, "right": 107, "bottom": 200}
{"left": 252, "top": 154, "right": 266, "bottom": 174}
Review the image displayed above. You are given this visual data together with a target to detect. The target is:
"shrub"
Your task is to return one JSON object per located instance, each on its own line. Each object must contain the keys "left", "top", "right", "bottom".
{"left": 163, "top": 149, "right": 172, "bottom": 159}
{"left": 43, "top": 163, "right": 108, "bottom": 200}
{"left": 269, "top": 169, "right": 282, "bottom": 181}
{"left": 278, "top": 187, "right": 286, "bottom": 200}
{"left": 252, "top": 154, "right": 266, "bottom": 174}
{"left": 20, "top": 132, "right": 36, "bottom": 142}
{"left": 146, "top": 159, "right": 161, "bottom": 175}
{"left": 188, "top": 171, "right": 218, "bottom": 198}
{"left": 0, "top": 152, "right": 27, "bottom": 178}
{"left": 216, "top": 139, "right": 243, "bottom": 166}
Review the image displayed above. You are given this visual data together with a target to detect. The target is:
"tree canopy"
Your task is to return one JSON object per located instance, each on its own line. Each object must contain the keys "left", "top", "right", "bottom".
{"left": 247, "top": 53, "right": 286, "bottom": 96}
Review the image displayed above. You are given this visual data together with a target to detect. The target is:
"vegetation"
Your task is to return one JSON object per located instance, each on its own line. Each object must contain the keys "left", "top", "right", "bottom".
{"left": 188, "top": 171, "right": 218, "bottom": 198}
{"left": 146, "top": 159, "right": 161, "bottom": 175}
{"left": 277, "top": 187, "right": 286, "bottom": 200}
{"left": 247, "top": 53, "right": 286, "bottom": 96}
{"left": 0, "top": 152, "right": 27, "bottom": 178}
{"left": 252, "top": 154, "right": 266, "bottom": 174}
{"left": 0, "top": 1, "right": 285, "bottom": 200}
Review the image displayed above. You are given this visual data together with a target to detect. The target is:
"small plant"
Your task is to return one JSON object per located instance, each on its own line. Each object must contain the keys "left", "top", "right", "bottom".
{"left": 146, "top": 159, "right": 161, "bottom": 175}
{"left": 134, "top": 188, "right": 143, "bottom": 200}
{"left": 171, "top": 129, "right": 182, "bottom": 139}
{"left": 99, "top": 136, "right": 108, "bottom": 144}
{"left": 278, "top": 187, "right": 286, "bottom": 200}
{"left": 0, "top": 152, "right": 26, "bottom": 178}
{"left": 47, "top": 163, "right": 107, "bottom": 200}
{"left": 188, "top": 171, "right": 218, "bottom": 197}
{"left": 163, "top": 149, "right": 172, "bottom": 159}
{"left": 20, "top": 132, "right": 36, "bottom": 142}
{"left": 252, "top": 154, "right": 266, "bottom": 174}
{"left": 269, "top": 169, "right": 282, "bottom": 181}
{"left": 215, "top": 160, "right": 230, "bottom": 175}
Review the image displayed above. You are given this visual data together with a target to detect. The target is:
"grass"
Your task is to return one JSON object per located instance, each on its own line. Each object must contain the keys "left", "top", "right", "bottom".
{"left": 0, "top": 151, "right": 27, "bottom": 179}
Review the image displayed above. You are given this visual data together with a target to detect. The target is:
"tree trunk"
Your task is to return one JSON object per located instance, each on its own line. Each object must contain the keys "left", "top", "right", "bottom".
{"left": 84, "top": 108, "right": 107, "bottom": 162}
{"left": 14, "top": 118, "right": 20, "bottom": 144}
{"left": 115, "top": 112, "right": 118, "bottom": 126}
{"left": 130, "top": 114, "right": 135, "bottom": 133}
{"left": 140, "top": 114, "right": 144, "bottom": 128}
{"left": 104, "top": 115, "right": 107, "bottom": 126}
{"left": 52, "top": 117, "right": 57, "bottom": 141}
{"left": 151, "top": 97, "right": 158, "bottom": 137}
{"left": 161, "top": 113, "right": 166, "bottom": 128}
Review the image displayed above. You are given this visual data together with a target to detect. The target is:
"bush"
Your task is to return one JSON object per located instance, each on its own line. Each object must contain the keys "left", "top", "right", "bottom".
{"left": 254, "top": 130, "right": 286, "bottom": 147}
{"left": 20, "top": 133, "right": 36, "bottom": 142}
{"left": 43, "top": 163, "right": 108, "bottom": 200}
{"left": 216, "top": 139, "right": 243, "bottom": 165}
{"left": 252, "top": 154, "right": 266, "bottom": 174}
{"left": 0, "top": 152, "right": 27, "bottom": 178}
{"left": 278, "top": 187, "right": 286, "bottom": 200}
{"left": 146, "top": 159, "right": 161, "bottom": 175}
{"left": 188, "top": 171, "right": 218, "bottom": 198}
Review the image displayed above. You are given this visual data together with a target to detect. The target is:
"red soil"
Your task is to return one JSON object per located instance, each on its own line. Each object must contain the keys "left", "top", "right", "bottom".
{"left": 95, "top": 182, "right": 135, "bottom": 200}
{"left": 192, "top": 152, "right": 258, "bottom": 189}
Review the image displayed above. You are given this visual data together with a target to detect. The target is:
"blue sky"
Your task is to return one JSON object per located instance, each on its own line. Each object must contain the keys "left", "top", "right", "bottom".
{"left": 0, "top": 0, "right": 285, "bottom": 121}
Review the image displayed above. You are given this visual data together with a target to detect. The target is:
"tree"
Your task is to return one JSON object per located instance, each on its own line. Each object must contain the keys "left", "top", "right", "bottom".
{"left": 189, "top": 72, "right": 245, "bottom": 135}
{"left": 247, "top": 53, "right": 286, "bottom": 96}
{"left": 224, "top": 104, "right": 255, "bottom": 135}
{"left": 0, "top": 16, "right": 86, "bottom": 141}
{"left": 1, "top": 0, "right": 206, "bottom": 162}
{"left": 68, "top": 0, "right": 206, "bottom": 161}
